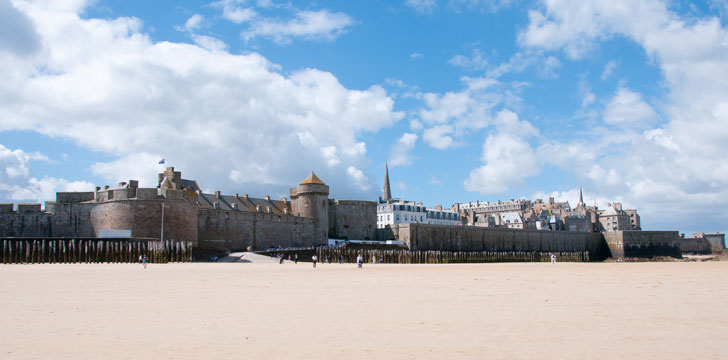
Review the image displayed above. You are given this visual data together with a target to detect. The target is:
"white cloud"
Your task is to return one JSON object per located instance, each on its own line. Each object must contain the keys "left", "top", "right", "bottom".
{"left": 405, "top": 0, "right": 438, "bottom": 14}
{"left": 212, "top": 0, "right": 257, "bottom": 24}
{"left": 389, "top": 132, "right": 418, "bottom": 167}
{"left": 242, "top": 9, "right": 354, "bottom": 44}
{"left": 395, "top": 181, "right": 408, "bottom": 191}
{"left": 346, "top": 166, "right": 371, "bottom": 191}
{"left": 0, "top": 2, "right": 402, "bottom": 202}
{"left": 0, "top": 0, "right": 41, "bottom": 56}
{"left": 601, "top": 60, "right": 616, "bottom": 80}
{"left": 423, "top": 125, "right": 455, "bottom": 149}
{"left": 410, "top": 52, "right": 423, "bottom": 59}
{"left": 183, "top": 13, "right": 204, "bottom": 31}
{"left": 464, "top": 133, "right": 539, "bottom": 194}
{"left": 448, "top": 49, "right": 488, "bottom": 70}
{"left": 520, "top": 0, "right": 728, "bottom": 231}
{"left": 603, "top": 87, "right": 657, "bottom": 128}
{"left": 0, "top": 144, "right": 93, "bottom": 203}
{"left": 449, "top": 0, "right": 513, "bottom": 13}
{"left": 191, "top": 34, "right": 228, "bottom": 51}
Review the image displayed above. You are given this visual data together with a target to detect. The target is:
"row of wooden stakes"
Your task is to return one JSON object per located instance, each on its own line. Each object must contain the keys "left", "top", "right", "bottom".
{"left": 1, "top": 239, "right": 193, "bottom": 264}
{"left": 315, "top": 248, "right": 591, "bottom": 264}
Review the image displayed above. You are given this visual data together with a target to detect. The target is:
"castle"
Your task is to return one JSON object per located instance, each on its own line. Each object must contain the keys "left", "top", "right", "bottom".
{"left": 0, "top": 167, "right": 377, "bottom": 253}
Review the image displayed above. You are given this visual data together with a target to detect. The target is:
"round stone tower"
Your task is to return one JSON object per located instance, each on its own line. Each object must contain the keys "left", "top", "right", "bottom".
{"left": 289, "top": 172, "right": 329, "bottom": 246}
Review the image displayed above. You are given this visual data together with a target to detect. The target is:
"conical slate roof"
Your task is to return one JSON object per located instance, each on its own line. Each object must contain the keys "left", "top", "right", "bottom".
{"left": 382, "top": 162, "right": 392, "bottom": 200}
{"left": 300, "top": 172, "right": 325, "bottom": 185}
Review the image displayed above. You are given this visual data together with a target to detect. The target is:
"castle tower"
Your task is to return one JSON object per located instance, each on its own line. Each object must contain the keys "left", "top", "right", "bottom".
{"left": 289, "top": 172, "right": 329, "bottom": 246}
{"left": 382, "top": 162, "right": 392, "bottom": 201}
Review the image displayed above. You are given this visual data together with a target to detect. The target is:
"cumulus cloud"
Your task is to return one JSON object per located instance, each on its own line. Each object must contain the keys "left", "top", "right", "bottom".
{"left": 242, "top": 9, "right": 354, "bottom": 44}
{"left": 449, "top": 0, "right": 513, "bottom": 13}
{"left": 0, "top": 144, "right": 93, "bottom": 203}
{"left": 464, "top": 133, "right": 538, "bottom": 194}
{"left": 0, "top": 1, "right": 401, "bottom": 201}
{"left": 448, "top": 49, "right": 488, "bottom": 71}
{"left": 603, "top": 87, "right": 657, "bottom": 128}
{"left": 405, "top": 0, "right": 438, "bottom": 14}
{"left": 416, "top": 75, "right": 525, "bottom": 151}
{"left": 389, "top": 132, "right": 418, "bottom": 167}
{"left": 212, "top": 0, "right": 257, "bottom": 24}
{"left": 601, "top": 60, "right": 616, "bottom": 80}
{"left": 464, "top": 110, "right": 540, "bottom": 194}
{"left": 519, "top": 0, "right": 728, "bottom": 231}
{"left": 423, "top": 125, "right": 455, "bottom": 150}
{"left": 0, "top": 0, "right": 41, "bottom": 56}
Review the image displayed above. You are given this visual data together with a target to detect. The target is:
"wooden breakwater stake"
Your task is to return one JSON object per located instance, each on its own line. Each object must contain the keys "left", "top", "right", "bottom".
{"left": 315, "top": 247, "right": 591, "bottom": 264}
{"left": 0, "top": 238, "right": 194, "bottom": 264}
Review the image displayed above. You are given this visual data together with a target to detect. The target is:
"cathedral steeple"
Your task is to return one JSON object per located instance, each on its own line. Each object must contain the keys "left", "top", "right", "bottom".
{"left": 382, "top": 162, "right": 392, "bottom": 201}
{"left": 578, "top": 186, "right": 584, "bottom": 207}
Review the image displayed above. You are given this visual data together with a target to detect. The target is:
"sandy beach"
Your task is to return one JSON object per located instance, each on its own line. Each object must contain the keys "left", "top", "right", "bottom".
{"left": 1, "top": 261, "right": 726, "bottom": 359}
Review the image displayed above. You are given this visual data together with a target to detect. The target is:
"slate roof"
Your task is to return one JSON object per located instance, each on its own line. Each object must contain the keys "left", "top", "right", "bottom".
{"left": 197, "top": 193, "right": 289, "bottom": 215}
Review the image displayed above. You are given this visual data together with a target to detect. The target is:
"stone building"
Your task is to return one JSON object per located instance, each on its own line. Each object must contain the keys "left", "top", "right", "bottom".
{"left": 0, "top": 168, "right": 373, "bottom": 253}
{"left": 597, "top": 203, "right": 636, "bottom": 232}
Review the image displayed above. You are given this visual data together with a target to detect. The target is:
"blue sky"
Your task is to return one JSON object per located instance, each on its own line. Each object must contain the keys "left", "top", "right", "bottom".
{"left": 1, "top": 0, "right": 727, "bottom": 236}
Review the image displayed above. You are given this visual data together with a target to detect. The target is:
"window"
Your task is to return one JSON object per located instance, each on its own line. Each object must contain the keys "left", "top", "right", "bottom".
{"left": 396, "top": 215, "right": 400, "bottom": 221}
{"left": 387, "top": 215, "right": 390, "bottom": 221}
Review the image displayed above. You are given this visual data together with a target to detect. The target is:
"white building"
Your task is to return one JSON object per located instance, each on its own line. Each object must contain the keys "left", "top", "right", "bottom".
{"left": 376, "top": 164, "right": 460, "bottom": 228}
{"left": 377, "top": 201, "right": 461, "bottom": 228}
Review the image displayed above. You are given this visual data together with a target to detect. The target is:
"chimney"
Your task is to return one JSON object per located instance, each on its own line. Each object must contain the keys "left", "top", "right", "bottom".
{"left": 215, "top": 191, "right": 221, "bottom": 199}
{"left": 265, "top": 195, "right": 270, "bottom": 201}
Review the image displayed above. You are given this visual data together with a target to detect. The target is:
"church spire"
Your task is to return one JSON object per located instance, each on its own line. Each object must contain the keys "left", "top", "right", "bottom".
{"left": 578, "top": 186, "right": 584, "bottom": 206}
{"left": 382, "top": 162, "right": 392, "bottom": 201}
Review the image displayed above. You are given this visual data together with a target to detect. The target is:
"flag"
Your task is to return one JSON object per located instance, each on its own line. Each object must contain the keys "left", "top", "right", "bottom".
{"left": 158, "top": 158, "right": 165, "bottom": 164}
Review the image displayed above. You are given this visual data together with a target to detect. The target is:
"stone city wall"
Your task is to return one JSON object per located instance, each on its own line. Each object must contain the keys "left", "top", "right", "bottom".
{"left": 392, "top": 224, "right": 611, "bottom": 260}
{"left": 603, "top": 230, "right": 682, "bottom": 258}
{"left": 328, "top": 200, "right": 377, "bottom": 240}
{"left": 0, "top": 204, "right": 53, "bottom": 237}
{"left": 90, "top": 199, "right": 198, "bottom": 245}
{"left": 679, "top": 237, "right": 712, "bottom": 254}
{"left": 197, "top": 209, "right": 314, "bottom": 252}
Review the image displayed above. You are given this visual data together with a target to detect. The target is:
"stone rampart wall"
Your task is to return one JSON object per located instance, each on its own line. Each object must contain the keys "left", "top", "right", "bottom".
{"left": 680, "top": 238, "right": 712, "bottom": 254}
{"left": 395, "top": 224, "right": 611, "bottom": 260}
{"left": 197, "top": 209, "right": 314, "bottom": 252}
{"left": 603, "top": 230, "right": 681, "bottom": 258}
{"left": 90, "top": 199, "right": 198, "bottom": 245}
{"left": 328, "top": 200, "right": 377, "bottom": 240}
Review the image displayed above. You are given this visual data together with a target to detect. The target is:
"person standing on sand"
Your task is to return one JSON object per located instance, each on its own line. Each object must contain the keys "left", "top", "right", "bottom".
{"left": 312, "top": 254, "right": 318, "bottom": 268}
{"left": 550, "top": 253, "right": 557, "bottom": 264}
{"left": 142, "top": 255, "right": 148, "bottom": 269}
{"left": 357, "top": 254, "right": 363, "bottom": 269}
{"left": 294, "top": 253, "right": 298, "bottom": 264}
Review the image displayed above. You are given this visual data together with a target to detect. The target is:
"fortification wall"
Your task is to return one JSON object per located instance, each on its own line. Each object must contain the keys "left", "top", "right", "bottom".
{"left": 704, "top": 233, "right": 725, "bottom": 252}
{"left": 395, "top": 224, "right": 611, "bottom": 259}
{"left": 0, "top": 206, "right": 54, "bottom": 237}
{"left": 603, "top": 231, "right": 681, "bottom": 258}
{"left": 89, "top": 199, "right": 198, "bottom": 245}
{"left": 197, "top": 209, "right": 314, "bottom": 251}
{"left": 56, "top": 192, "right": 95, "bottom": 203}
{"left": 328, "top": 200, "right": 377, "bottom": 240}
{"left": 50, "top": 202, "right": 96, "bottom": 237}
{"left": 680, "top": 237, "right": 712, "bottom": 254}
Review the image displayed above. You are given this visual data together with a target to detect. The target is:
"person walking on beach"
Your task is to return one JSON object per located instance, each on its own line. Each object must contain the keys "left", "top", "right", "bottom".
{"left": 142, "top": 254, "right": 148, "bottom": 269}
{"left": 138, "top": 255, "right": 142, "bottom": 264}
{"left": 550, "top": 253, "right": 557, "bottom": 264}
{"left": 312, "top": 254, "right": 318, "bottom": 268}
{"left": 294, "top": 253, "right": 298, "bottom": 264}
{"left": 357, "top": 254, "right": 363, "bottom": 269}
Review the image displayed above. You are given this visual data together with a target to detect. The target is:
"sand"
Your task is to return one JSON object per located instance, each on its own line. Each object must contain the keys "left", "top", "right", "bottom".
{"left": 1, "top": 261, "right": 726, "bottom": 359}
